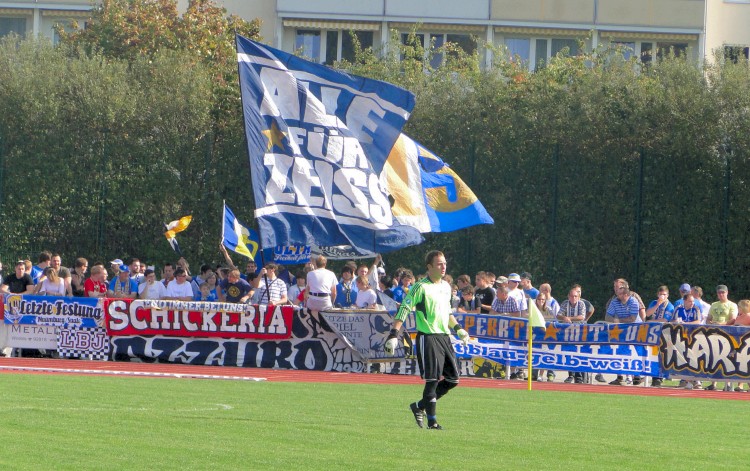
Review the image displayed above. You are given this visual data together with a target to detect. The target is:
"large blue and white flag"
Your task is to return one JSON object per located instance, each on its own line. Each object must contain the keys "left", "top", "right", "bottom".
{"left": 236, "top": 35, "right": 423, "bottom": 254}
{"left": 385, "top": 134, "right": 494, "bottom": 232}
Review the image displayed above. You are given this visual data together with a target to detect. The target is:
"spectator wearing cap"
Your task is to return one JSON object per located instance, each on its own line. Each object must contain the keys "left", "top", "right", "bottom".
{"left": 708, "top": 285, "right": 738, "bottom": 326}
{"left": 673, "top": 283, "right": 692, "bottom": 309}
{"left": 138, "top": 268, "right": 167, "bottom": 300}
{"left": 109, "top": 259, "right": 123, "bottom": 277}
{"left": 519, "top": 272, "right": 539, "bottom": 300}
{"left": 691, "top": 286, "right": 711, "bottom": 324}
{"left": 107, "top": 265, "right": 138, "bottom": 299}
{"left": 506, "top": 273, "right": 528, "bottom": 316}
{"left": 474, "top": 271, "right": 495, "bottom": 314}
{"left": 706, "top": 285, "right": 738, "bottom": 391}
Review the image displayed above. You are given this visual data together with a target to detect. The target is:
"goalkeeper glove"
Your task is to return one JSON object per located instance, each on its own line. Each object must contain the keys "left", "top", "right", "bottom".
{"left": 384, "top": 328, "right": 400, "bottom": 355}
{"left": 453, "top": 324, "right": 470, "bottom": 346}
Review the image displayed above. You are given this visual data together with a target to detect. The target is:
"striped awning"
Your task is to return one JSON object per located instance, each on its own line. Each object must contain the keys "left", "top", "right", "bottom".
{"left": 391, "top": 22, "right": 485, "bottom": 33}
{"left": 42, "top": 9, "right": 91, "bottom": 18}
{"left": 495, "top": 26, "right": 588, "bottom": 37}
{"left": 599, "top": 30, "right": 699, "bottom": 41}
{"left": 283, "top": 19, "right": 379, "bottom": 31}
{"left": 0, "top": 8, "right": 31, "bottom": 16}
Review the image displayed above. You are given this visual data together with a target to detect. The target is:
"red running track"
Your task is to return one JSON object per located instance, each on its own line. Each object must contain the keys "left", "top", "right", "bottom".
{"left": 0, "top": 357, "right": 748, "bottom": 401}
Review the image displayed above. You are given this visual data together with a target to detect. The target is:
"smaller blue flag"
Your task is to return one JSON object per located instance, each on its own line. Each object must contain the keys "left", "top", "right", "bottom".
{"left": 222, "top": 203, "right": 259, "bottom": 260}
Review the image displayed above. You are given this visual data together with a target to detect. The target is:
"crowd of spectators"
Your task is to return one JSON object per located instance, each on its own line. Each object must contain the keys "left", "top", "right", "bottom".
{"left": 2, "top": 250, "right": 747, "bottom": 390}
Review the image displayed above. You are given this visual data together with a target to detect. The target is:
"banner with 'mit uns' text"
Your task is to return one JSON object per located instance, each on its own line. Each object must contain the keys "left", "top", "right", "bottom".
{"left": 455, "top": 313, "right": 661, "bottom": 346}
{"left": 104, "top": 299, "right": 294, "bottom": 340}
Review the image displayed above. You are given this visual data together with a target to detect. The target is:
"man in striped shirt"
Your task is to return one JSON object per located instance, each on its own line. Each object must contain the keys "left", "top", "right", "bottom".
{"left": 384, "top": 250, "right": 469, "bottom": 430}
{"left": 606, "top": 280, "right": 645, "bottom": 385}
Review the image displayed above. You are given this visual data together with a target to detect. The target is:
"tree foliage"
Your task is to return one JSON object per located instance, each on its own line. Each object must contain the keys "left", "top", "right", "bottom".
{"left": 2, "top": 22, "right": 750, "bottom": 312}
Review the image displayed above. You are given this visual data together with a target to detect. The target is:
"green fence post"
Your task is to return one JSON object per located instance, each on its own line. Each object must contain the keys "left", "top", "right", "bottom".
{"left": 633, "top": 148, "right": 645, "bottom": 291}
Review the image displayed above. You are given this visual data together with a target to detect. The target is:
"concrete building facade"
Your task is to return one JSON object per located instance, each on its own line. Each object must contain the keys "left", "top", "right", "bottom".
{"left": 0, "top": 0, "right": 747, "bottom": 67}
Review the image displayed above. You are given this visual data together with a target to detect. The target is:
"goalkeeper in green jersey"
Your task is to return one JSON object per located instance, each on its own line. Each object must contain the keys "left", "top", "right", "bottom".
{"left": 384, "top": 250, "right": 469, "bottom": 430}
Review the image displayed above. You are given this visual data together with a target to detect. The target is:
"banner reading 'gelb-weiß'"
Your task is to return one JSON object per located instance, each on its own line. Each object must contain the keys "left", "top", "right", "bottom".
{"left": 236, "top": 35, "right": 423, "bottom": 255}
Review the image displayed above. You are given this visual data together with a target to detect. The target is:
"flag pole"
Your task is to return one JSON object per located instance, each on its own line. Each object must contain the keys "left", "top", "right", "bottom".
{"left": 527, "top": 321, "right": 533, "bottom": 391}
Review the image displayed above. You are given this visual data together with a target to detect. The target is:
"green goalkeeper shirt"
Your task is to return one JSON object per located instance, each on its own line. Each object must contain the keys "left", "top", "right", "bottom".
{"left": 394, "top": 277, "right": 452, "bottom": 334}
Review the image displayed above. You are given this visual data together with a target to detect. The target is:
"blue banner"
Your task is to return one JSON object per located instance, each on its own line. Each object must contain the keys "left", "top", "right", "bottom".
{"left": 454, "top": 339, "right": 660, "bottom": 376}
{"left": 2, "top": 294, "right": 102, "bottom": 328}
{"left": 455, "top": 313, "right": 661, "bottom": 346}
{"left": 236, "top": 35, "right": 423, "bottom": 254}
{"left": 261, "top": 245, "right": 312, "bottom": 265}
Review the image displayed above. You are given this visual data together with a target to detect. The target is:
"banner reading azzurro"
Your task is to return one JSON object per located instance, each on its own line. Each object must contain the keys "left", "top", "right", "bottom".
{"left": 455, "top": 313, "right": 661, "bottom": 346}
{"left": 2, "top": 294, "right": 102, "bottom": 328}
{"left": 236, "top": 35, "right": 423, "bottom": 255}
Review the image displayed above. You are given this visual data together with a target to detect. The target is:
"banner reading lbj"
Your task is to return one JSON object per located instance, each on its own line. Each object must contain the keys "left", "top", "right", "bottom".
{"left": 236, "top": 35, "right": 423, "bottom": 255}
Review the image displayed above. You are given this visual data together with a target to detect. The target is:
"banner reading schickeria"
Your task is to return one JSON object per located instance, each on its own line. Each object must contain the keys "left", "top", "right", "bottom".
{"left": 236, "top": 35, "right": 423, "bottom": 255}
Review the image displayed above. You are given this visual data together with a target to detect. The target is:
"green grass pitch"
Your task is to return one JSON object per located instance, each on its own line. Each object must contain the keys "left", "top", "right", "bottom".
{"left": 0, "top": 374, "right": 744, "bottom": 470}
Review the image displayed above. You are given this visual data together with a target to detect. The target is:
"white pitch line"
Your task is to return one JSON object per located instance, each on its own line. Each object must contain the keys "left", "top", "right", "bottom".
{"left": 0, "top": 365, "right": 266, "bottom": 381}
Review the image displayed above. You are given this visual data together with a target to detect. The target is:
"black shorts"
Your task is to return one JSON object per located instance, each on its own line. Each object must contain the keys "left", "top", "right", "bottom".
{"left": 416, "top": 333, "right": 459, "bottom": 383}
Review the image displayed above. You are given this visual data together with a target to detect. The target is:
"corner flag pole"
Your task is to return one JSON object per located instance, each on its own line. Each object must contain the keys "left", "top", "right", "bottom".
{"left": 527, "top": 322, "right": 533, "bottom": 391}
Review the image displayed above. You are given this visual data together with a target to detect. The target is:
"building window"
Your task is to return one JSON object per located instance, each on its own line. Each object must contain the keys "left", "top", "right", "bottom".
{"left": 724, "top": 45, "right": 749, "bottom": 63}
{"left": 551, "top": 38, "right": 579, "bottom": 57}
{"left": 505, "top": 38, "right": 530, "bottom": 65}
{"left": 324, "top": 30, "right": 373, "bottom": 64}
{"left": 656, "top": 42, "right": 687, "bottom": 59}
{"left": 401, "top": 32, "right": 476, "bottom": 67}
{"left": 0, "top": 17, "right": 26, "bottom": 38}
{"left": 504, "top": 36, "right": 584, "bottom": 71}
{"left": 612, "top": 41, "right": 636, "bottom": 60}
{"left": 295, "top": 30, "right": 321, "bottom": 62}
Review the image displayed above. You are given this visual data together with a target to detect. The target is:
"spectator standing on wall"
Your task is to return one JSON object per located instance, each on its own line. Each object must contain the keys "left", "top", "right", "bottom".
{"left": 606, "top": 280, "right": 645, "bottom": 386}
{"left": 305, "top": 255, "right": 337, "bottom": 313}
